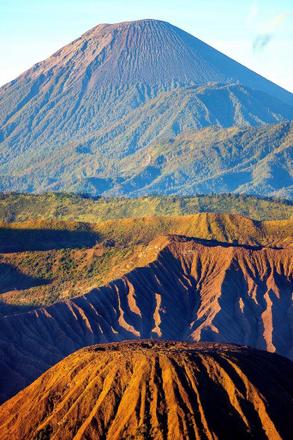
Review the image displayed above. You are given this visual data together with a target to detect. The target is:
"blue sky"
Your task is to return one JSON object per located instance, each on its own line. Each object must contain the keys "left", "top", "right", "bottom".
{"left": 0, "top": 0, "right": 292, "bottom": 90}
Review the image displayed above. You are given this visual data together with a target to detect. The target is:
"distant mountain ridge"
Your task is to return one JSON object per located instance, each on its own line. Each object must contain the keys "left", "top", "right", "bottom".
{"left": 0, "top": 19, "right": 292, "bottom": 196}
{"left": 1, "top": 193, "right": 292, "bottom": 222}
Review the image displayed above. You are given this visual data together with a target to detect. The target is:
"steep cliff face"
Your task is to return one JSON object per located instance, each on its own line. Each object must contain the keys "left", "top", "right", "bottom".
{"left": 0, "top": 235, "right": 291, "bottom": 403}
{"left": 1, "top": 342, "right": 292, "bottom": 440}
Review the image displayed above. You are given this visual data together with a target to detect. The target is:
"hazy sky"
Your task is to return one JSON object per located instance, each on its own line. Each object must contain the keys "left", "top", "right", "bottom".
{"left": 0, "top": 0, "right": 292, "bottom": 91}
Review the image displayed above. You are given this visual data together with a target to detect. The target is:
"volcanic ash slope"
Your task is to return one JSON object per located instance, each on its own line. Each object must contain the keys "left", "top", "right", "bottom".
{"left": 0, "top": 341, "right": 292, "bottom": 440}
{"left": 0, "top": 233, "right": 292, "bottom": 403}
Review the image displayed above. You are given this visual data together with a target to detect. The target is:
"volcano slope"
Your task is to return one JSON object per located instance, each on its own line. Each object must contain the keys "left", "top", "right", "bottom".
{"left": 0, "top": 215, "right": 292, "bottom": 404}
{"left": 1, "top": 19, "right": 293, "bottom": 197}
{"left": 0, "top": 342, "right": 292, "bottom": 440}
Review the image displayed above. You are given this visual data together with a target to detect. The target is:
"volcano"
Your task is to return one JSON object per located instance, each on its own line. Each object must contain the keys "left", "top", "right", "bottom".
{"left": 0, "top": 19, "right": 292, "bottom": 196}
{"left": 0, "top": 226, "right": 292, "bottom": 403}
{"left": 0, "top": 341, "right": 292, "bottom": 440}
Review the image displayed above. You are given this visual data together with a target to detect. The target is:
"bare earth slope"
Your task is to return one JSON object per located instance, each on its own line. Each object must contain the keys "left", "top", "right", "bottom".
{"left": 0, "top": 341, "right": 292, "bottom": 440}
{"left": 0, "top": 232, "right": 292, "bottom": 403}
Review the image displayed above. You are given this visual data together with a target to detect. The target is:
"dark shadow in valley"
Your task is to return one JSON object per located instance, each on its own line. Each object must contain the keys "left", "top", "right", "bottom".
{"left": 0, "top": 263, "right": 51, "bottom": 294}
{"left": 0, "top": 300, "right": 38, "bottom": 318}
{"left": 168, "top": 234, "right": 282, "bottom": 250}
{"left": 0, "top": 228, "right": 100, "bottom": 252}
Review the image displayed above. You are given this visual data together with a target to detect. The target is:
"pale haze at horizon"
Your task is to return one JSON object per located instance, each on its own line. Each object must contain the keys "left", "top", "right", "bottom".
{"left": 0, "top": 0, "right": 292, "bottom": 91}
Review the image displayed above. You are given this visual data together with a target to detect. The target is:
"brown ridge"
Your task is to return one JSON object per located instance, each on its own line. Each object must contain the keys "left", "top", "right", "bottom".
{"left": 0, "top": 235, "right": 292, "bottom": 404}
{"left": 0, "top": 341, "right": 292, "bottom": 440}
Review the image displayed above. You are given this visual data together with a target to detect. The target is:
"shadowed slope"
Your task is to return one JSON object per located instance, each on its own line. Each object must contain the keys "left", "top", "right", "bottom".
{"left": 0, "top": 342, "right": 292, "bottom": 440}
{"left": 0, "top": 234, "right": 292, "bottom": 403}
{"left": 0, "top": 227, "right": 98, "bottom": 252}
{"left": 0, "top": 263, "right": 50, "bottom": 293}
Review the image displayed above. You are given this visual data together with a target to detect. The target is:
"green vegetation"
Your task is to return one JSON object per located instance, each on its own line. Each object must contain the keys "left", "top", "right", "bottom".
{"left": 0, "top": 192, "right": 292, "bottom": 222}
{"left": 1, "top": 121, "right": 292, "bottom": 198}
{"left": 0, "top": 211, "right": 292, "bottom": 311}
{"left": 0, "top": 192, "right": 291, "bottom": 311}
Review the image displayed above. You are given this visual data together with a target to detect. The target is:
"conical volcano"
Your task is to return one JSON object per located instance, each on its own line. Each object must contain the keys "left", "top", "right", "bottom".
{"left": 0, "top": 19, "right": 292, "bottom": 196}
{"left": 3, "top": 19, "right": 292, "bottom": 99}
{"left": 0, "top": 342, "right": 292, "bottom": 440}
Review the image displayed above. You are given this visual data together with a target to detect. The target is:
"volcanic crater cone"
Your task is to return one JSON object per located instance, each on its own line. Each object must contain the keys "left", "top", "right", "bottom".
{"left": 0, "top": 341, "right": 292, "bottom": 440}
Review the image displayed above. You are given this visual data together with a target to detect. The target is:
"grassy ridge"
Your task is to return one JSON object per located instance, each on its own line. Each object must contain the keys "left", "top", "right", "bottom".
{"left": 0, "top": 192, "right": 292, "bottom": 310}
{"left": 0, "top": 213, "right": 292, "bottom": 310}
{"left": 0, "top": 192, "right": 292, "bottom": 222}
